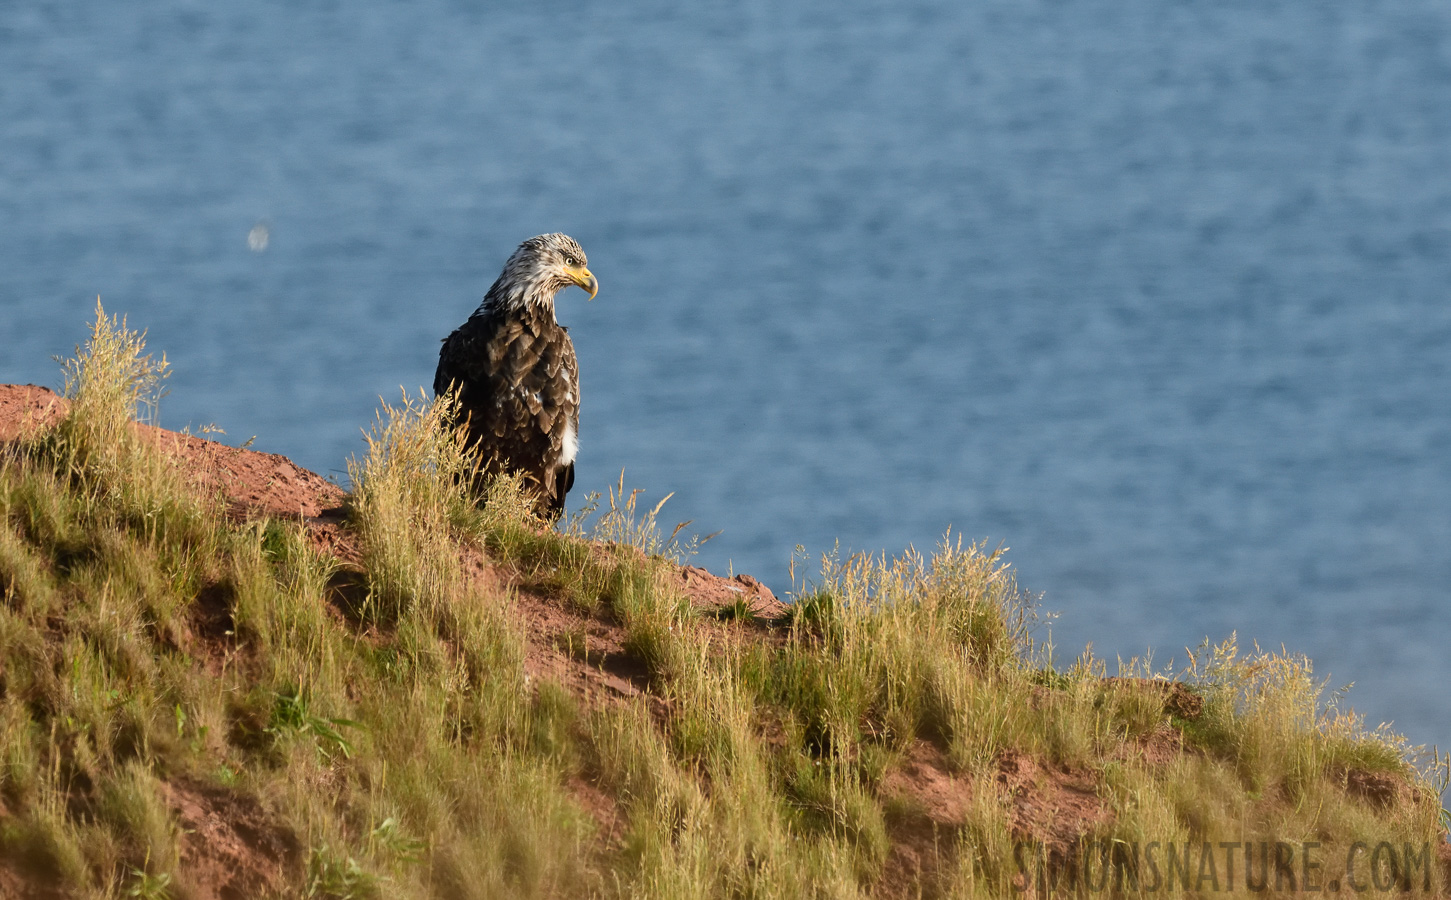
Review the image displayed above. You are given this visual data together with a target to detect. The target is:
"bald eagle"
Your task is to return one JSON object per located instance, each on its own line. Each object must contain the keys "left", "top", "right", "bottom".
{"left": 434, "top": 233, "right": 598, "bottom": 520}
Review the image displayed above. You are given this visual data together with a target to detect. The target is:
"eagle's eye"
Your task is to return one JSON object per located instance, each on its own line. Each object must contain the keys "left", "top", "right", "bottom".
{"left": 563, "top": 255, "right": 579, "bottom": 267}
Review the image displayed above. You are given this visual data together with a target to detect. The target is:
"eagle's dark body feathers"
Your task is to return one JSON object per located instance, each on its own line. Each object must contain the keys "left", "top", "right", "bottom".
{"left": 434, "top": 234, "right": 596, "bottom": 520}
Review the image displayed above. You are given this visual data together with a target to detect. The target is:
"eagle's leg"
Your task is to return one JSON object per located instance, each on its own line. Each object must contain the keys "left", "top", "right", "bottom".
{"left": 536, "top": 464, "right": 572, "bottom": 523}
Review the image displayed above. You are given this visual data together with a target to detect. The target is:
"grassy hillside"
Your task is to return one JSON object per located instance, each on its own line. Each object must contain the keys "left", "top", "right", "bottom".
{"left": 0, "top": 306, "right": 1446, "bottom": 898}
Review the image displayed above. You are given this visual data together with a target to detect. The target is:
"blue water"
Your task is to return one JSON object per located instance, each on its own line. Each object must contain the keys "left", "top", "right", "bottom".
{"left": 3, "top": 2, "right": 1449, "bottom": 757}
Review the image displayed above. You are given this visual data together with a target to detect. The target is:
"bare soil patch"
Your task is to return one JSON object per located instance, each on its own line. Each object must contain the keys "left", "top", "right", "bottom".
{"left": 0, "top": 384, "right": 68, "bottom": 442}
{"left": 0, "top": 384, "right": 345, "bottom": 521}
{"left": 160, "top": 778, "right": 299, "bottom": 900}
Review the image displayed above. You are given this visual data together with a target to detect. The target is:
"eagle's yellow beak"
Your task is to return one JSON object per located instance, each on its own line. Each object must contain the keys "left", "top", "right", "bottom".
{"left": 568, "top": 267, "right": 599, "bottom": 300}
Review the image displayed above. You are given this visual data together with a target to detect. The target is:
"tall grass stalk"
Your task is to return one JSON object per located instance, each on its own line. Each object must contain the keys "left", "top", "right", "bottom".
{"left": 345, "top": 389, "right": 483, "bottom": 623}
{"left": 45, "top": 301, "right": 207, "bottom": 542}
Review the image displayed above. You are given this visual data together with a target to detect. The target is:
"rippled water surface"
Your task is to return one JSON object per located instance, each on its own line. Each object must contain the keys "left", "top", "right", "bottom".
{"left": 4, "top": 1, "right": 1450, "bottom": 752}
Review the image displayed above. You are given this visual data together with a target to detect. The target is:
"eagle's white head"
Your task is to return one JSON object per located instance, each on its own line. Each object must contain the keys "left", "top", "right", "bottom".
{"left": 479, "top": 233, "right": 598, "bottom": 316}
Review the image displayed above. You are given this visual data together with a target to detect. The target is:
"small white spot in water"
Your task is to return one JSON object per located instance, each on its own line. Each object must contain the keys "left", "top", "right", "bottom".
{"left": 247, "top": 222, "right": 270, "bottom": 252}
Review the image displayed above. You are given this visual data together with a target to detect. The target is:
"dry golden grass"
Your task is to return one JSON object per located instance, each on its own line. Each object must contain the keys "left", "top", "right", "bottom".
{"left": 0, "top": 306, "right": 1444, "bottom": 899}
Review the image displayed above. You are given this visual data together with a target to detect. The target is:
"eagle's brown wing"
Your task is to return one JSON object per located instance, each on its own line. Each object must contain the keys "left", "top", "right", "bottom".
{"left": 435, "top": 306, "right": 579, "bottom": 518}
